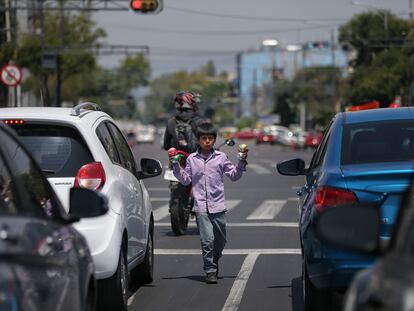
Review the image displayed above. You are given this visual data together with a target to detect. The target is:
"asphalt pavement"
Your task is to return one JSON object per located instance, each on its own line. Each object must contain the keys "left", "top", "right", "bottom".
{"left": 129, "top": 138, "right": 314, "bottom": 311}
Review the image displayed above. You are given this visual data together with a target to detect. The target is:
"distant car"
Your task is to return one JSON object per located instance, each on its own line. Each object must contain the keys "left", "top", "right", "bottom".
{"left": 135, "top": 125, "right": 156, "bottom": 144}
{"left": 256, "top": 127, "right": 275, "bottom": 144}
{"left": 277, "top": 108, "right": 414, "bottom": 311}
{"left": 292, "top": 130, "right": 308, "bottom": 149}
{"left": 314, "top": 176, "right": 414, "bottom": 311}
{"left": 0, "top": 122, "right": 107, "bottom": 311}
{"left": 234, "top": 128, "right": 257, "bottom": 140}
{"left": 305, "top": 130, "right": 323, "bottom": 149}
{"left": 1, "top": 103, "right": 162, "bottom": 311}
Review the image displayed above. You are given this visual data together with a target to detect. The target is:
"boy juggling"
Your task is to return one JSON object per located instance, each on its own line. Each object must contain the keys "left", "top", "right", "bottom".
{"left": 168, "top": 122, "right": 248, "bottom": 284}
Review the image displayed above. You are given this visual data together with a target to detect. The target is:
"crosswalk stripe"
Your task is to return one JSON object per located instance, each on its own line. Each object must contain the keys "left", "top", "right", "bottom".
{"left": 153, "top": 204, "right": 169, "bottom": 221}
{"left": 152, "top": 200, "right": 242, "bottom": 222}
{"left": 247, "top": 163, "right": 272, "bottom": 174}
{"left": 226, "top": 200, "right": 242, "bottom": 212}
{"left": 154, "top": 248, "right": 301, "bottom": 255}
{"left": 246, "top": 200, "right": 286, "bottom": 220}
{"left": 154, "top": 222, "right": 298, "bottom": 228}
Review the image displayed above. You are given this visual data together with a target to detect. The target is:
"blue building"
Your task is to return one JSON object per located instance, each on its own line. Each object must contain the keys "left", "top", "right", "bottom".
{"left": 237, "top": 42, "right": 348, "bottom": 118}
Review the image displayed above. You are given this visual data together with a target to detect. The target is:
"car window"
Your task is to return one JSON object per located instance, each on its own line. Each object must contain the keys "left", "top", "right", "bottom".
{"left": 341, "top": 120, "right": 414, "bottom": 165}
{"left": 0, "top": 130, "right": 60, "bottom": 219}
{"left": 309, "top": 121, "right": 333, "bottom": 170}
{"left": 0, "top": 154, "right": 19, "bottom": 215}
{"left": 11, "top": 124, "right": 94, "bottom": 178}
{"left": 107, "top": 122, "right": 137, "bottom": 175}
{"left": 96, "top": 122, "right": 120, "bottom": 164}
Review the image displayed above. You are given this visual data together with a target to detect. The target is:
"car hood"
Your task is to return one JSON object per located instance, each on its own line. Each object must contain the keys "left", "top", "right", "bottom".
{"left": 342, "top": 162, "right": 414, "bottom": 235}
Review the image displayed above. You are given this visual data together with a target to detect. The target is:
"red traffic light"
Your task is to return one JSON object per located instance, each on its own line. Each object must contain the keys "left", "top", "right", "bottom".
{"left": 130, "top": 0, "right": 162, "bottom": 14}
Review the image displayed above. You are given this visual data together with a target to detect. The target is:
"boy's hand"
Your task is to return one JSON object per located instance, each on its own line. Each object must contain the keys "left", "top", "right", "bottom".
{"left": 171, "top": 154, "right": 184, "bottom": 164}
{"left": 238, "top": 152, "right": 248, "bottom": 161}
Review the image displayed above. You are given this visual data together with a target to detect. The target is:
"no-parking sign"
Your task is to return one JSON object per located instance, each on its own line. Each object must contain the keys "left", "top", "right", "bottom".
{"left": 1, "top": 64, "right": 22, "bottom": 87}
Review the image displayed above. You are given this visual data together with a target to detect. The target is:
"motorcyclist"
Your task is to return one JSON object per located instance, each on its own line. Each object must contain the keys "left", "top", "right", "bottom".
{"left": 163, "top": 91, "right": 205, "bottom": 235}
{"left": 163, "top": 91, "right": 204, "bottom": 154}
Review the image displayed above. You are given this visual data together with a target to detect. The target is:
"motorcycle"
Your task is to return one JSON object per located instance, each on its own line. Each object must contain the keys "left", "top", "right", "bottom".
{"left": 163, "top": 138, "right": 236, "bottom": 236}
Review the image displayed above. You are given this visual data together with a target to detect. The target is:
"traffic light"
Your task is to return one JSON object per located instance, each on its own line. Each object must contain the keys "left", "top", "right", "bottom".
{"left": 130, "top": 0, "right": 163, "bottom": 14}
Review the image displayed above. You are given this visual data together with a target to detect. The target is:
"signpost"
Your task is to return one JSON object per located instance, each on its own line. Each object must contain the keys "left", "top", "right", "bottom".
{"left": 1, "top": 64, "right": 22, "bottom": 87}
{"left": 1, "top": 64, "right": 22, "bottom": 107}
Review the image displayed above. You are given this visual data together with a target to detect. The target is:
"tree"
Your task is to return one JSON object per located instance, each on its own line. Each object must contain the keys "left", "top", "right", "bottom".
{"left": 17, "top": 10, "right": 106, "bottom": 106}
{"left": 339, "top": 12, "right": 414, "bottom": 106}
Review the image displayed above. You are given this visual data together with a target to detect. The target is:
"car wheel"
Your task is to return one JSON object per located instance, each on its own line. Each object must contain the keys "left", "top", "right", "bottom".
{"left": 97, "top": 247, "right": 128, "bottom": 311}
{"left": 303, "top": 266, "right": 331, "bottom": 311}
{"left": 131, "top": 223, "right": 154, "bottom": 285}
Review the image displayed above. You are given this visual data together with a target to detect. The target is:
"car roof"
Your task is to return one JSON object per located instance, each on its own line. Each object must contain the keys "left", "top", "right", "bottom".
{"left": 342, "top": 107, "right": 414, "bottom": 125}
{"left": 0, "top": 106, "right": 112, "bottom": 126}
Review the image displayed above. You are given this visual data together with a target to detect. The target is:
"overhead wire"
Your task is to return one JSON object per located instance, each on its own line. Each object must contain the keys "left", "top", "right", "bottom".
{"left": 164, "top": 5, "right": 348, "bottom": 23}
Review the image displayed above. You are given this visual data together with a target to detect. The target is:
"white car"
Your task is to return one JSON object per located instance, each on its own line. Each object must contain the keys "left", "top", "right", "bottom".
{"left": 1, "top": 103, "right": 162, "bottom": 311}
{"left": 135, "top": 125, "right": 156, "bottom": 143}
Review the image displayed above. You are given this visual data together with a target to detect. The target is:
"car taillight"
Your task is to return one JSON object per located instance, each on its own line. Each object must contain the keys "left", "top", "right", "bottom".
{"left": 315, "top": 187, "right": 358, "bottom": 213}
{"left": 74, "top": 162, "right": 105, "bottom": 190}
{"left": 3, "top": 119, "right": 25, "bottom": 125}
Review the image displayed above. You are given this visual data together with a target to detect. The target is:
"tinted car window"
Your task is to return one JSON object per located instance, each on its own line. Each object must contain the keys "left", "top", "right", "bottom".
{"left": 11, "top": 124, "right": 94, "bottom": 177}
{"left": 341, "top": 120, "right": 414, "bottom": 165}
{"left": 107, "top": 123, "right": 137, "bottom": 174}
{"left": 1, "top": 130, "right": 60, "bottom": 219}
{"left": 96, "top": 122, "right": 120, "bottom": 164}
{"left": 0, "top": 154, "right": 18, "bottom": 215}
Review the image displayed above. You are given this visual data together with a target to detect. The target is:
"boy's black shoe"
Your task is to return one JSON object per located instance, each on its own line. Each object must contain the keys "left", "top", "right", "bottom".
{"left": 205, "top": 273, "right": 218, "bottom": 284}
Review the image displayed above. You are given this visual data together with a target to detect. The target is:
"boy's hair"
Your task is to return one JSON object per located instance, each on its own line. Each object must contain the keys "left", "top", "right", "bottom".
{"left": 196, "top": 122, "right": 217, "bottom": 139}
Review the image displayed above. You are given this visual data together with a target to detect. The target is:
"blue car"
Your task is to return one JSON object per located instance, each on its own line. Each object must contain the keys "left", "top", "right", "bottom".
{"left": 277, "top": 108, "right": 414, "bottom": 311}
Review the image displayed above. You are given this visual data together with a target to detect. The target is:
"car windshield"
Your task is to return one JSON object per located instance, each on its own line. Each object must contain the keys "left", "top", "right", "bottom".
{"left": 10, "top": 124, "right": 94, "bottom": 177}
{"left": 341, "top": 120, "right": 414, "bottom": 165}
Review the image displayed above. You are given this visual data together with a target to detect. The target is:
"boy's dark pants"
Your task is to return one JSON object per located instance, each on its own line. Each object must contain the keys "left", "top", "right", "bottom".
{"left": 195, "top": 211, "right": 227, "bottom": 274}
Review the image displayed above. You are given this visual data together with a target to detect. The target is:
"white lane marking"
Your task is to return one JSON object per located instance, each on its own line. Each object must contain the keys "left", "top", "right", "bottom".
{"left": 154, "top": 249, "right": 301, "bottom": 255}
{"left": 246, "top": 200, "right": 286, "bottom": 220}
{"left": 288, "top": 197, "right": 299, "bottom": 201}
{"left": 147, "top": 187, "right": 169, "bottom": 191}
{"left": 150, "top": 197, "right": 170, "bottom": 202}
{"left": 226, "top": 200, "right": 242, "bottom": 212}
{"left": 153, "top": 204, "right": 169, "bottom": 221}
{"left": 154, "top": 222, "right": 298, "bottom": 227}
{"left": 154, "top": 200, "right": 242, "bottom": 222}
{"left": 221, "top": 253, "right": 260, "bottom": 311}
{"left": 247, "top": 163, "right": 272, "bottom": 174}
{"left": 128, "top": 293, "right": 136, "bottom": 306}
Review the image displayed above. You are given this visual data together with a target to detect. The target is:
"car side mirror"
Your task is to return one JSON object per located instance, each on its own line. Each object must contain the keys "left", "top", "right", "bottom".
{"left": 277, "top": 158, "right": 306, "bottom": 176}
{"left": 68, "top": 188, "right": 108, "bottom": 222}
{"left": 139, "top": 158, "right": 163, "bottom": 179}
{"left": 314, "top": 204, "right": 382, "bottom": 254}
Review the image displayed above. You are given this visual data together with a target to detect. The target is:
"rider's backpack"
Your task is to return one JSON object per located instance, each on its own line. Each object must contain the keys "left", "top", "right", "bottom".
{"left": 174, "top": 118, "right": 198, "bottom": 153}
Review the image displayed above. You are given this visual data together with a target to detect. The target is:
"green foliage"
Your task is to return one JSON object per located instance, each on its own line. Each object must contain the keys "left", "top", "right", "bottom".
{"left": 272, "top": 67, "right": 338, "bottom": 127}
{"left": 237, "top": 116, "right": 253, "bottom": 129}
{"left": 16, "top": 11, "right": 106, "bottom": 105}
{"left": 339, "top": 12, "right": 414, "bottom": 106}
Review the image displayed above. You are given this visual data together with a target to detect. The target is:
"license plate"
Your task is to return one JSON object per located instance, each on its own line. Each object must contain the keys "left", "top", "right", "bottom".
{"left": 163, "top": 169, "right": 179, "bottom": 182}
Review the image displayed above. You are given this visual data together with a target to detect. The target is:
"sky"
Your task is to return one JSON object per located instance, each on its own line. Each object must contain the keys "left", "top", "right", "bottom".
{"left": 93, "top": 0, "right": 411, "bottom": 78}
